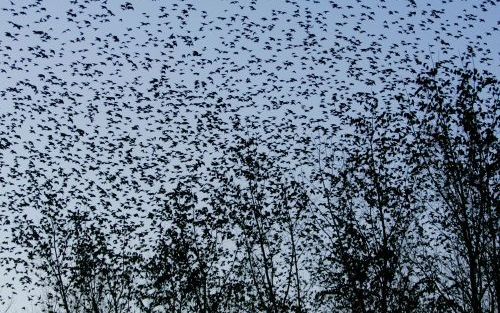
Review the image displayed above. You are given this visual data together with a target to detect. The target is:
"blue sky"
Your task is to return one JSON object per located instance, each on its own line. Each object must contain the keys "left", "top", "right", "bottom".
{"left": 0, "top": 0, "right": 498, "bottom": 311}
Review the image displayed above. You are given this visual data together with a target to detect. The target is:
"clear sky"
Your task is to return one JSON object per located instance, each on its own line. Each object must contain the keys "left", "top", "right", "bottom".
{"left": 0, "top": 0, "right": 498, "bottom": 311}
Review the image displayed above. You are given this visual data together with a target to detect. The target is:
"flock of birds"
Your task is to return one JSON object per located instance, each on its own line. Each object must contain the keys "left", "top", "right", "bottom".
{"left": 0, "top": 0, "right": 497, "bottom": 308}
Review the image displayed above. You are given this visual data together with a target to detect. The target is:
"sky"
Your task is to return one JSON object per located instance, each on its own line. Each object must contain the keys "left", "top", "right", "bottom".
{"left": 0, "top": 0, "right": 498, "bottom": 311}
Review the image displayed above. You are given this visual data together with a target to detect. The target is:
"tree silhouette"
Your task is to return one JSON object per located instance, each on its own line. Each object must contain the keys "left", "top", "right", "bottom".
{"left": 408, "top": 62, "right": 499, "bottom": 313}
{"left": 207, "top": 137, "right": 311, "bottom": 312}
{"left": 310, "top": 92, "right": 428, "bottom": 312}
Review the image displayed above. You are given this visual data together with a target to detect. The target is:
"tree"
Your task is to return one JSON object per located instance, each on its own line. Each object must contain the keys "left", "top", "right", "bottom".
{"left": 408, "top": 62, "right": 499, "bottom": 313}
{"left": 208, "top": 136, "right": 312, "bottom": 312}
{"left": 310, "top": 92, "right": 429, "bottom": 312}
{"left": 9, "top": 170, "right": 142, "bottom": 313}
{"left": 138, "top": 179, "right": 235, "bottom": 313}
